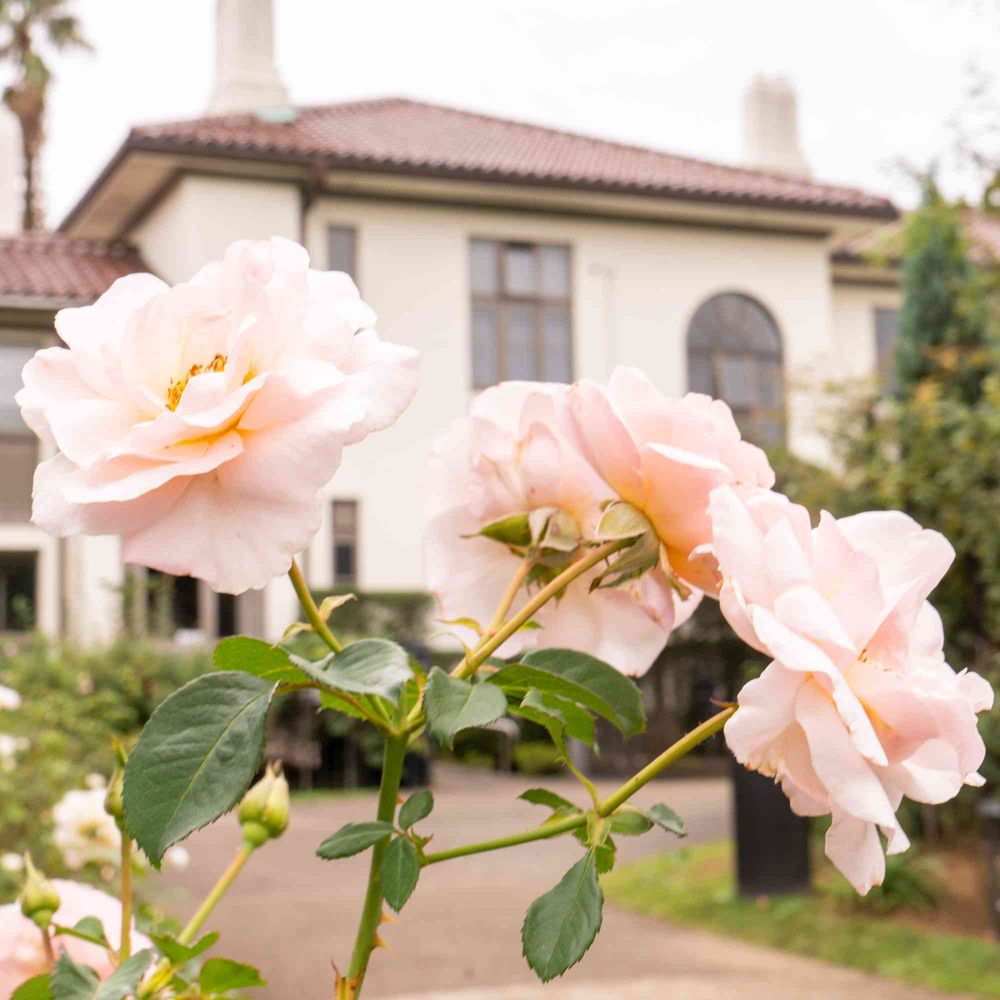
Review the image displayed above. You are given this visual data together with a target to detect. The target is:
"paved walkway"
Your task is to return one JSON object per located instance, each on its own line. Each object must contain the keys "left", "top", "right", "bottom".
{"left": 156, "top": 767, "right": 972, "bottom": 1000}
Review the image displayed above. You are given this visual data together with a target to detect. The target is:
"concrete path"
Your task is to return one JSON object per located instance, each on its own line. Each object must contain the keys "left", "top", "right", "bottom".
{"left": 155, "top": 766, "right": 971, "bottom": 1000}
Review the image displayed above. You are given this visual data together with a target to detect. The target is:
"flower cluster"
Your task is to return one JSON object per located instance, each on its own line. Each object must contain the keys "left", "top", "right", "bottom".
{"left": 52, "top": 777, "right": 189, "bottom": 874}
{"left": 429, "top": 367, "right": 992, "bottom": 890}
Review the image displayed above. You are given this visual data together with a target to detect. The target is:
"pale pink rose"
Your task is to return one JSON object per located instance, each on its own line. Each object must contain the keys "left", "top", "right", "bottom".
{"left": 712, "top": 486, "right": 994, "bottom": 893}
{"left": 425, "top": 382, "right": 698, "bottom": 674}
{"left": 568, "top": 367, "right": 774, "bottom": 592}
{"left": 17, "top": 238, "right": 418, "bottom": 593}
{"left": 0, "top": 880, "right": 151, "bottom": 993}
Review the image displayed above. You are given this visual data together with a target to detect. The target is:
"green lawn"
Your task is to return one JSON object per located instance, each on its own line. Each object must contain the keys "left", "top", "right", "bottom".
{"left": 603, "top": 842, "right": 1000, "bottom": 998}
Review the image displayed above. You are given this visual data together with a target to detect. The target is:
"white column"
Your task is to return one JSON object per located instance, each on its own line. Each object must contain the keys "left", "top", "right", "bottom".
{"left": 308, "top": 500, "right": 334, "bottom": 590}
{"left": 208, "top": 0, "right": 290, "bottom": 114}
{"left": 263, "top": 574, "right": 299, "bottom": 640}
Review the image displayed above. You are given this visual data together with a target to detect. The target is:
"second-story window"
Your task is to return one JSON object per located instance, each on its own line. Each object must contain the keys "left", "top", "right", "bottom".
{"left": 332, "top": 500, "right": 359, "bottom": 587}
{"left": 0, "top": 340, "right": 38, "bottom": 522}
{"left": 328, "top": 225, "right": 358, "bottom": 282}
{"left": 470, "top": 238, "right": 572, "bottom": 388}
{"left": 873, "top": 307, "right": 900, "bottom": 394}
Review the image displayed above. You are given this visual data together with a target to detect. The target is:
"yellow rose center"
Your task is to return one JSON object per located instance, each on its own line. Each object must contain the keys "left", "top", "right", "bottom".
{"left": 166, "top": 354, "right": 227, "bottom": 411}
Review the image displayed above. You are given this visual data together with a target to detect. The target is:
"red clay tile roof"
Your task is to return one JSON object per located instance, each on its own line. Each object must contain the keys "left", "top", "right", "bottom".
{"left": 0, "top": 233, "right": 147, "bottom": 306}
{"left": 833, "top": 209, "right": 1000, "bottom": 267}
{"left": 125, "top": 97, "right": 897, "bottom": 220}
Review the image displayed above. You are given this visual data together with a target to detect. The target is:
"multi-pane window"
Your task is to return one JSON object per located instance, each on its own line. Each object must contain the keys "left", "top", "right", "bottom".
{"left": 0, "top": 551, "right": 36, "bottom": 631}
{"left": 687, "top": 293, "right": 785, "bottom": 446}
{"left": 0, "top": 341, "right": 38, "bottom": 521}
{"left": 328, "top": 226, "right": 357, "bottom": 282}
{"left": 874, "top": 307, "right": 900, "bottom": 394}
{"left": 470, "top": 239, "right": 572, "bottom": 388}
{"left": 332, "top": 500, "right": 359, "bottom": 587}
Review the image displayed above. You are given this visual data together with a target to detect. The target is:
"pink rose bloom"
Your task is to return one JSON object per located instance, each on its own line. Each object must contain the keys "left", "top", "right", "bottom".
{"left": 17, "top": 238, "right": 418, "bottom": 593}
{"left": 711, "top": 486, "right": 994, "bottom": 893}
{"left": 425, "top": 382, "right": 698, "bottom": 674}
{"left": 0, "top": 880, "right": 151, "bottom": 993}
{"left": 568, "top": 367, "right": 774, "bottom": 593}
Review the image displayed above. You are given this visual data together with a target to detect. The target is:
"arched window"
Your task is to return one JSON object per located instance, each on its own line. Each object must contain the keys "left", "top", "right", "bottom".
{"left": 686, "top": 292, "right": 785, "bottom": 445}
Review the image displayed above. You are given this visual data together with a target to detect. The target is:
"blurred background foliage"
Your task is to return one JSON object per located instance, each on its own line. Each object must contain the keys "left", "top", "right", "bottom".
{"left": 0, "top": 638, "right": 210, "bottom": 899}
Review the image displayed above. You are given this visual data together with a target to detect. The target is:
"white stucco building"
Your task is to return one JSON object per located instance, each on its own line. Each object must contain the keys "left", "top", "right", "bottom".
{"left": 0, "top": 0, "right": 908, "bottom": 645}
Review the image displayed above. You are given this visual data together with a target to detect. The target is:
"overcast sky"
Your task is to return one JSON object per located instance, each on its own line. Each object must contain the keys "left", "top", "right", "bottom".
{"left": 16, "top": 0, "right": 1000, "bottom": 226}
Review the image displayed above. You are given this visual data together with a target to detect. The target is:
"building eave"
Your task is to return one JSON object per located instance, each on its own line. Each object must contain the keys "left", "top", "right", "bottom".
{"left": 61, "top": 135, "right": 898, "bottom": 243}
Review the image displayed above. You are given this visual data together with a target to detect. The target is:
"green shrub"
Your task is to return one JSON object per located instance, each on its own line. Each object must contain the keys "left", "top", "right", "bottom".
{"left": 0, "top": 636, "right": 210, "bottom": 899}
{"left": 823, "top": 850, "right": 941, "bottom": 914}
{"left": 513, "top": 740, "right": 563, "bottom": 775}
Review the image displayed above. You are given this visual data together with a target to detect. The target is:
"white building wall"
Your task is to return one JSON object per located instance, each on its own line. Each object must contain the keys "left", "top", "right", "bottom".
{"left": 302, "top": 195, "right": 863, "bottom": 595}
{"left": 119, "top": 176, "right": 893, "bottom": 636}
{"left": 132, "top": 175, "right": 301, "bottom": 283}
{"left": 830, "top": 281, "right": 903, "bottom": 382}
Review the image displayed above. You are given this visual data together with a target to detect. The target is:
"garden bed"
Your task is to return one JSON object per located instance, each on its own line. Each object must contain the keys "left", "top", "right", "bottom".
{"left": 604, "top": 841, "right": 1000, "bottom": 998}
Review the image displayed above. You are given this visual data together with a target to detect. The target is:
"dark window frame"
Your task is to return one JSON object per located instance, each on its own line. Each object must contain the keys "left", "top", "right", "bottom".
{"left": 0, "top": 336, "right": 40, "bottom": 521}
{"left": 0, "top": 549, "right": 37, "bottom": 632}
{"left": 686, "top": 292, "right": 786, "bottom": 446}
{"left": 327, "top": 225, "right": 358, "bottom": 284}
{"left": 469, "top": 238, "right": 573, "bottom": 388}
{"left": 332, "top": 499, "right": 359, "bottom": 588}
{"left": 873, "top": 307, "right": 900, "bottom": 395}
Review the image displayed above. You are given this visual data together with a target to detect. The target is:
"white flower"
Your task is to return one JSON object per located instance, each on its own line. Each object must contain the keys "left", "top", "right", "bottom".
{"left": 0, "top": 853, "right": 23, "bottom": 873}
{"left": 0, "top": 735, "right": 19, "bottom": 773}
{"left": 52, "top": 787, "right": 121, "bottom": 870}
{"left": 164, "top": 845, "right": 190, "bottom": 870}
{"left": 0, "top": 686, "right": 21, "bottom": 711}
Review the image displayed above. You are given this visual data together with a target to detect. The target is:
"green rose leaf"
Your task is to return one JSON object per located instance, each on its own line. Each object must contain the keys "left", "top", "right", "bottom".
{"left": 316, "top": 821, "right": 395, "bottom": 860}
{"left": 521, "top": 853, "right": 604, "bottom": 982}
{"left": 398, "top": 788, "right": 434, "bottom": 830}
{"left": 609, "top": 807, "right": 655, "bottom": 837}
{"left": 11, "top": 976, "right": 52, "bottom": 1000}
{"left": 199, "top": 958, "right": 267, "bottom": 993}
{"left": 514, "top": 689, "right": 597, "bottom": 750}
{"left": 291, "top": 639, "right": 413, "bottom": 701}
{"left": 592, "top": 836, "right": 616, "bottom": 874}
{"left": 647, "top": 803, "right": 686, "bottom": 837}
{"left": 51, "top": 917, "right": 109, "bottom": 950}
{"left": 490, "top": 649, "right": 644, "bottom": 737}
{"left": 424, "top": 668, "right": 508, "bottom": 748}
{"left": 51, "top": 952, "right": 98, "bottom": 1000}
{"left": 150, "top": 931, "right": 219, "bottom": 966}
{"left": 123, "top": 673, "right": 277, "bottom": 864}
{"left": 519, "top": 788, "right": 581, "bottom": 814}
{"left": 93, "top": 950, "right": 154, "bottom": 1000}
{"left": 214, "top": 636, "right": 305, "bottom": 685}
{"left": 380, "top": 837, "right": 420, "bottom": 912}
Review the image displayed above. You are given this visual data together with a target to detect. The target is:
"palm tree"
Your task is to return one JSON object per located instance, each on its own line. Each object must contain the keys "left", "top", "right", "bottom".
{"left": 0, "top": 0, "right": 90, "bottom": 230}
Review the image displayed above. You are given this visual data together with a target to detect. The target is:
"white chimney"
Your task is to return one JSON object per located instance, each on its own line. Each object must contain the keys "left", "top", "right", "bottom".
{"left": 742, "top": 74, "right": 810, "bottom": 178}
{"left": 0, "top": 105, "right": 23, "bottom": 235}
{"left": 208, "top": 0, "right": 290, "bottom": 115}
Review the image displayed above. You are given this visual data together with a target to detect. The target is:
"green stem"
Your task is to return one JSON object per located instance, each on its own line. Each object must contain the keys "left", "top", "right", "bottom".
{"left": 40, "top": 924, "right": 55, "bottom": 968}
{"left": 597, "top": 706, "right": 735, "bottom": 816}
{"left": 343, "top": 734, "right": 408, "bottom": 998}
{"left": 422, "top": 707, "right": 736, "bottom": 866}
{"left": 140, "top": 844, "right": 255, "bottom": 997}
{"left": 119, "top": 833, "right": 133, "bottom": 961}
{"left": 289, "top": 557, "right": 343, "bottom": 654}
{"left": 422, "top": 812, "right": 586, "bottom": 866}
{"left": 453, "top": 538, "right": 630, "bottom": 680}
{"left": 178, "top": 843, "right": 255, "bottom": 944}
